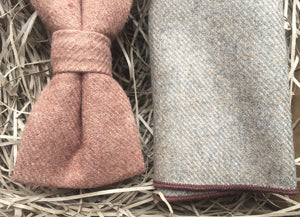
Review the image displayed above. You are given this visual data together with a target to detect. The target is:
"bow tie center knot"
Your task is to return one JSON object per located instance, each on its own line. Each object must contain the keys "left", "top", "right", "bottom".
{"left": 51, "top": 30, "right": 112, "bottom": 76}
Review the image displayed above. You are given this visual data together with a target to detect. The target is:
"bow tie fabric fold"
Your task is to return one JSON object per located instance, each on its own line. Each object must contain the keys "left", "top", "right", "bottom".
{"left": 12, "top": 0, "right": 145, "bottom": 188}
{"left": 150, "top": 0, "right": 297, "bottom": 202}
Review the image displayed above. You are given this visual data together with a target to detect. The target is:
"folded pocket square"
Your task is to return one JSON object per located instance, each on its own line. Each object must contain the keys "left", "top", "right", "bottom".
{"left": 149, "top": 0, "right": 297, "bottom": 202}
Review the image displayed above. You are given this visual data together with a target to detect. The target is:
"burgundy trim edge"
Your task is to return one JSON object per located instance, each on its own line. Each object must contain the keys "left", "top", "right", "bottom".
{"left": 154, "top": 181, "right": 298, "bottom": 195}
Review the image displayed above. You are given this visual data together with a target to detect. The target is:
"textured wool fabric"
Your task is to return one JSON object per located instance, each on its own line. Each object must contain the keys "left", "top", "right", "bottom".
{"left": 12, "top": 0, "right": 145, "bottom": 188}
{"left": 150, "top": 0, "right": 298, "bottom": 202}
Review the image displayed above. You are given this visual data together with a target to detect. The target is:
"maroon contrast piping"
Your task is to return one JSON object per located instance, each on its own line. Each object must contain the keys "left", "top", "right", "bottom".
{"left": 154, "top": 181, "right": 298, "bottom": 195}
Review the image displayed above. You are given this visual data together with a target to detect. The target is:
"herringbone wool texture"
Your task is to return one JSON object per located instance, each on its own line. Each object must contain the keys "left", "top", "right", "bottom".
{"left": 150, "top": 0, "right": 298, "bottom": 202}
{"left": 12, "top": 0, "right": 145, "bottom": 188}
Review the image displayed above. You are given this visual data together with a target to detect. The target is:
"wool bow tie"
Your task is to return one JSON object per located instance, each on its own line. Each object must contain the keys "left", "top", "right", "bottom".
{"left": 12, "top": 0, "right": 145, "bottom": 188}
{"left": 150, "top": 0, "right": 297, "bottom": 201}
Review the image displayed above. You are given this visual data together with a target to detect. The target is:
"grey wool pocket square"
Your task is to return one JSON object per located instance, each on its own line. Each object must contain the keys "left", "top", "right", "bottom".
{"left": 149, "top": 0, "right": 297, "bottom": 202}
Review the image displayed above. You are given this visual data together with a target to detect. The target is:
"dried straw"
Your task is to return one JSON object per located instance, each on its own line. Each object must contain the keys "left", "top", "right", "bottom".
{"left": 0, "top": 0, "right": 299, "bottom": 216}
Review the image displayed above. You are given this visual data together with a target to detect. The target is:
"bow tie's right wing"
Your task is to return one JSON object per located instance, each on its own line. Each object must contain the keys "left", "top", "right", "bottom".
{"left": 82, "top": 0, "right": 132, "bottom": 38}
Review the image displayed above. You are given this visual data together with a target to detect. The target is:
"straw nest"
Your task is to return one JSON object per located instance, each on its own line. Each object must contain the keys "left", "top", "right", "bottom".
{"left": 0, "top": 0, "right": 300, "bottom": 216}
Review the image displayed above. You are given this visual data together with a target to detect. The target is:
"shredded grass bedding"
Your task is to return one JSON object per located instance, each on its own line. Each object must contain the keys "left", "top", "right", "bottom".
{"left": 0, "top": 0, "right": 300, "bottom": 216}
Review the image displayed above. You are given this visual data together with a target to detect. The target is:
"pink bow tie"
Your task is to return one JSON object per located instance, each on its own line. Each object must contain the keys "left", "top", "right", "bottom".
{"left": 12, "top": 0, "right": 145, "bottom": 188}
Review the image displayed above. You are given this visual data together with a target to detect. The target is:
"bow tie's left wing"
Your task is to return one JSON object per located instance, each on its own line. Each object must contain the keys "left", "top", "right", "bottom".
{"left": 31, "top": 0, "right": 81, "bottom": 31}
